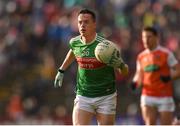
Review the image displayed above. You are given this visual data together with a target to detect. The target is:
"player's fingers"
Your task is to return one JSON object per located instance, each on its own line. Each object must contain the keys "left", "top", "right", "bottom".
{"left": 58, "top": 79, "right": 61, "bottom": 87}
{"left": 54, "top": 80, "right": 57, "bottom": 86}
{"left": 58, "top": 82, "right": 62, "bottom": 87}
{"left": 54, "top": 79, "right": 59, "bottom": 87}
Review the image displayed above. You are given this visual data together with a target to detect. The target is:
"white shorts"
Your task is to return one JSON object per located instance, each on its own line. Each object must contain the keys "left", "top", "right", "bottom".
{"left": 140, "top": 95, "right": 175, "bottom": 112}
{"left": 74, "top": 92, "right": 117, "bottom": 114}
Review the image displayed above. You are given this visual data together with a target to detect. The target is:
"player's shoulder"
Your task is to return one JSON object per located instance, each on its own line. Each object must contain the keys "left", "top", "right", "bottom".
{"left": 96, "top": 34, "right": 107, "bottom": 43}
{"left": 157, "top": 45, "right": 172, "bottom": 54}
{"left": 138, "top": 45, "right": 172, "bottom": 59}
{"left": 137, "top": 49, "right": 148, "bottom": 59}
{"left": 70, "top": 35, "right": 81, "bottom": 43}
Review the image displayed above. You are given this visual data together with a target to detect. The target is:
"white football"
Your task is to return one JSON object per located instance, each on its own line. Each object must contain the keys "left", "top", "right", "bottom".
{"left": 94, "top": 40, "right": 121, "bottom": 64}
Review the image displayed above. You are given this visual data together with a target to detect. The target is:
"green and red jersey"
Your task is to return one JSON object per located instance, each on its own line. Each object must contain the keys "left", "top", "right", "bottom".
{"left": 69, "top": 34, "right": 116, "bottom": 97}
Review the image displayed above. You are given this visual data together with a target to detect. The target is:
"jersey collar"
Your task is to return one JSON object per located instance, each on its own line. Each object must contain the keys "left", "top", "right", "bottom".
{"left": 146, "top": 45, "right": 161, "bottom": 53}
{"left": 80, "top": 33, "right": 97, "bottom": 45}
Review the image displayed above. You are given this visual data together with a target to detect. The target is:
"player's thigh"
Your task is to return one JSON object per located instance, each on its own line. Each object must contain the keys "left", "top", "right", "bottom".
{"left": 73, "top": 95, "right": 95, "bottom": 125}
{"left": 140, "top": 95, "right": 158, "bottom": 125}
{"left": 157, "top": 96, "right": 175, "bottom": 125}
{"left": 159, "top": 111, "right": 173, "bottom": 125}
{"left": 96, "top": 92, "right": 117, "bottom": 125}
{"left": 141, "top": 105, "right": 158, "bottom": 125}
{"left": 96, "top": 113, "right": 115, "bottom": 125}
{"left": 73, "top": 107, "right": 94, "bottom": 125}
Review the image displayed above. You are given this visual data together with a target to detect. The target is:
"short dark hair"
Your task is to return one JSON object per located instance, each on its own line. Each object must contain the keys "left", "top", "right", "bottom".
{"left": 143, "top": 26, "right": 158, "bottom": 36}
{"left": 78, "top": 9, "right": 96, "bottom": 22}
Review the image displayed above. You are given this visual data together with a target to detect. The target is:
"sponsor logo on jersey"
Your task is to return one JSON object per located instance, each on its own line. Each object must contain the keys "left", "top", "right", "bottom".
{"left": 144, "top": 64, "right": 160, "bottom": 72}
{"left": 76, "top": 57, "right": 106, "bottom": 69}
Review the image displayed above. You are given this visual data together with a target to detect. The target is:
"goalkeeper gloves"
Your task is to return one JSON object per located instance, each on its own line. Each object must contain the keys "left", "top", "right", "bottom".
{"left": 54, "top": 69, "right": 64, "bottom": 88}
{"left": 107, "top": 51, "right": 125, "bottom": 69}
{"left": 160, "top": 75, "right": 171, "bottom": 83}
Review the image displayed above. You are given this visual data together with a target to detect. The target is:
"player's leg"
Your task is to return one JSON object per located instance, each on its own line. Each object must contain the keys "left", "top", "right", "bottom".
{"left": 140, "top": 95, "right": 158, "bottom": 125}
{"left": 96, "top": 113, "right": 115, "bottom": 125}
{"left": 72, "top": 107, "right": 94, "bottom": 125}
{"left": 72, "top": 95, "right": 95, "bottom": 125}
{"left": 95, "top": 92, "right": 117, "bottom": 125}
{"left": 172, "top": 116, "right": 180, "bottom": 125}
{"left": 141, "top": 105, "right": 157, "bottom": 125}
{"left": 157, "top": 97, "right": 175, "bottom": 125}
{"left": 159, "top": 111, "right": 173, "bottom": 125}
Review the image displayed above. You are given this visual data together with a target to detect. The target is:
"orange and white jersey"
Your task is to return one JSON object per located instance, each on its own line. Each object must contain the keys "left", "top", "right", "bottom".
{"left": 133, "top": 45, "right": 178, "bottom": 97}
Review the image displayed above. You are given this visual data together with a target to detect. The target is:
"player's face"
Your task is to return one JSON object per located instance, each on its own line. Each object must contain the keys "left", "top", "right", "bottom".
{"left": 142, "top": 31, "right": 158, "bottom": 50}
{"left": 78, "top": 13, "right": 96, "bottom": 37}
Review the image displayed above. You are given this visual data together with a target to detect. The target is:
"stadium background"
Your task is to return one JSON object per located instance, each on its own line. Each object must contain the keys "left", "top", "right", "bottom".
{"left": 0, "top": 0, "right": 179, "bottom": 124}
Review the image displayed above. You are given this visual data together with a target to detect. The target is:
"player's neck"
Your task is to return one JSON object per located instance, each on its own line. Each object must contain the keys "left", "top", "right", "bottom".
{"left": 81, "top": 33, "right": 96, "bottom": 44}
{"left": 149, "top": 43, "right": 159, "bottom": 51}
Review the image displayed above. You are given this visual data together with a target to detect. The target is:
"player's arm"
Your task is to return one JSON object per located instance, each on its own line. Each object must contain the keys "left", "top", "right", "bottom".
{"left": 59, "top": 49, "right": 75, "bottom": 71}
{"left": 171, "top": 63, "right": 180, "bottom": 80}
{"left": 130, "top": 60, "right": 143, "bottom": 90}
{"left": 54, "top": 49, "right": 75, "bottom": 88}
{"left": 160, "top": 52, "right": 180, "bottom": 83}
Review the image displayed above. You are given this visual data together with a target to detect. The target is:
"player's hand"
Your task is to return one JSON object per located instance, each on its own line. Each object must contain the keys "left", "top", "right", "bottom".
{"left": 108, "top": 55, "right": 124, "bottom": 68}
{"left": 160, "top": 75, "right": 171, "bottom": 83}
{"left": 54, "top": 69, "right": 64, "bottom": 88}
{"left": 129, "top": 82, "right": 142, "bottom": 94}
{"left": 130, "top": 82, "right": 138, "bottom": 91}
{"left": 119, "top": 63, "right": 128, "bottom": 76}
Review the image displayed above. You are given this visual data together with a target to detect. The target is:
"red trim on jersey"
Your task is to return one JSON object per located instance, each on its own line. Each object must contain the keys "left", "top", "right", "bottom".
{"left": 76, "top": 57, "right": 106, "bottom": 69}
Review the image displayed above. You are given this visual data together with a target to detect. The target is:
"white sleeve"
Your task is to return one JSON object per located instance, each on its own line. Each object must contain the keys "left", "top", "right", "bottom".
{"left": 168, "top": 51, "right": 178, "bottom": 67}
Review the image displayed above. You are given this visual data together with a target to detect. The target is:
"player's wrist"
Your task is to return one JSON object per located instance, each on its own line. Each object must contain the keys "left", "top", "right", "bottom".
{"left": 58, "top": 69, "right": 65, "bottom": 73}
{"left": 130, "top": 82, "right": 137, "bottom": 89}
{"left": 130, "top": 81, "right": 142, "bottom": 91}
{"left": 118, "top": 62, "right": 125, "bottom": 69}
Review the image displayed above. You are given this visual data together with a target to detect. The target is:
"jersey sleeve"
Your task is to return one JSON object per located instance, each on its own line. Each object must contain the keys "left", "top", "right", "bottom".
{"left": 167, "top": 51, "right": 178, "bottom": 67}
{"left": 69, "top": 38, "right": 73, "bottom": 50}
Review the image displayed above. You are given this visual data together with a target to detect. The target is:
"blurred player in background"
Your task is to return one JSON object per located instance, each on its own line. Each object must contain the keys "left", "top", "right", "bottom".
{"left": 54, "top": 9, "right": 128, "bottom": 125}
{"left": 131, "top": 26, "right": 180, "bottom": 125}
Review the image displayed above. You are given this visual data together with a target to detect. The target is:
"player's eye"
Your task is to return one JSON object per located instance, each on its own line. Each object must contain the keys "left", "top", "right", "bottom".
{"left": 78, "top": 21, "right": 82, "bottom": 24}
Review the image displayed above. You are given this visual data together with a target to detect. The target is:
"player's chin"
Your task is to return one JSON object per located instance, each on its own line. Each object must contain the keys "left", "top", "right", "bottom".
{"left": 80, "top": 33, "right": 88, "bottom": 37}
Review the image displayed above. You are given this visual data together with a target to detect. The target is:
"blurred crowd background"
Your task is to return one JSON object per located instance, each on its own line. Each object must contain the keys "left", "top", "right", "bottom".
{"left": 0, "top": 0, "right": 179, "bottom": 124}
